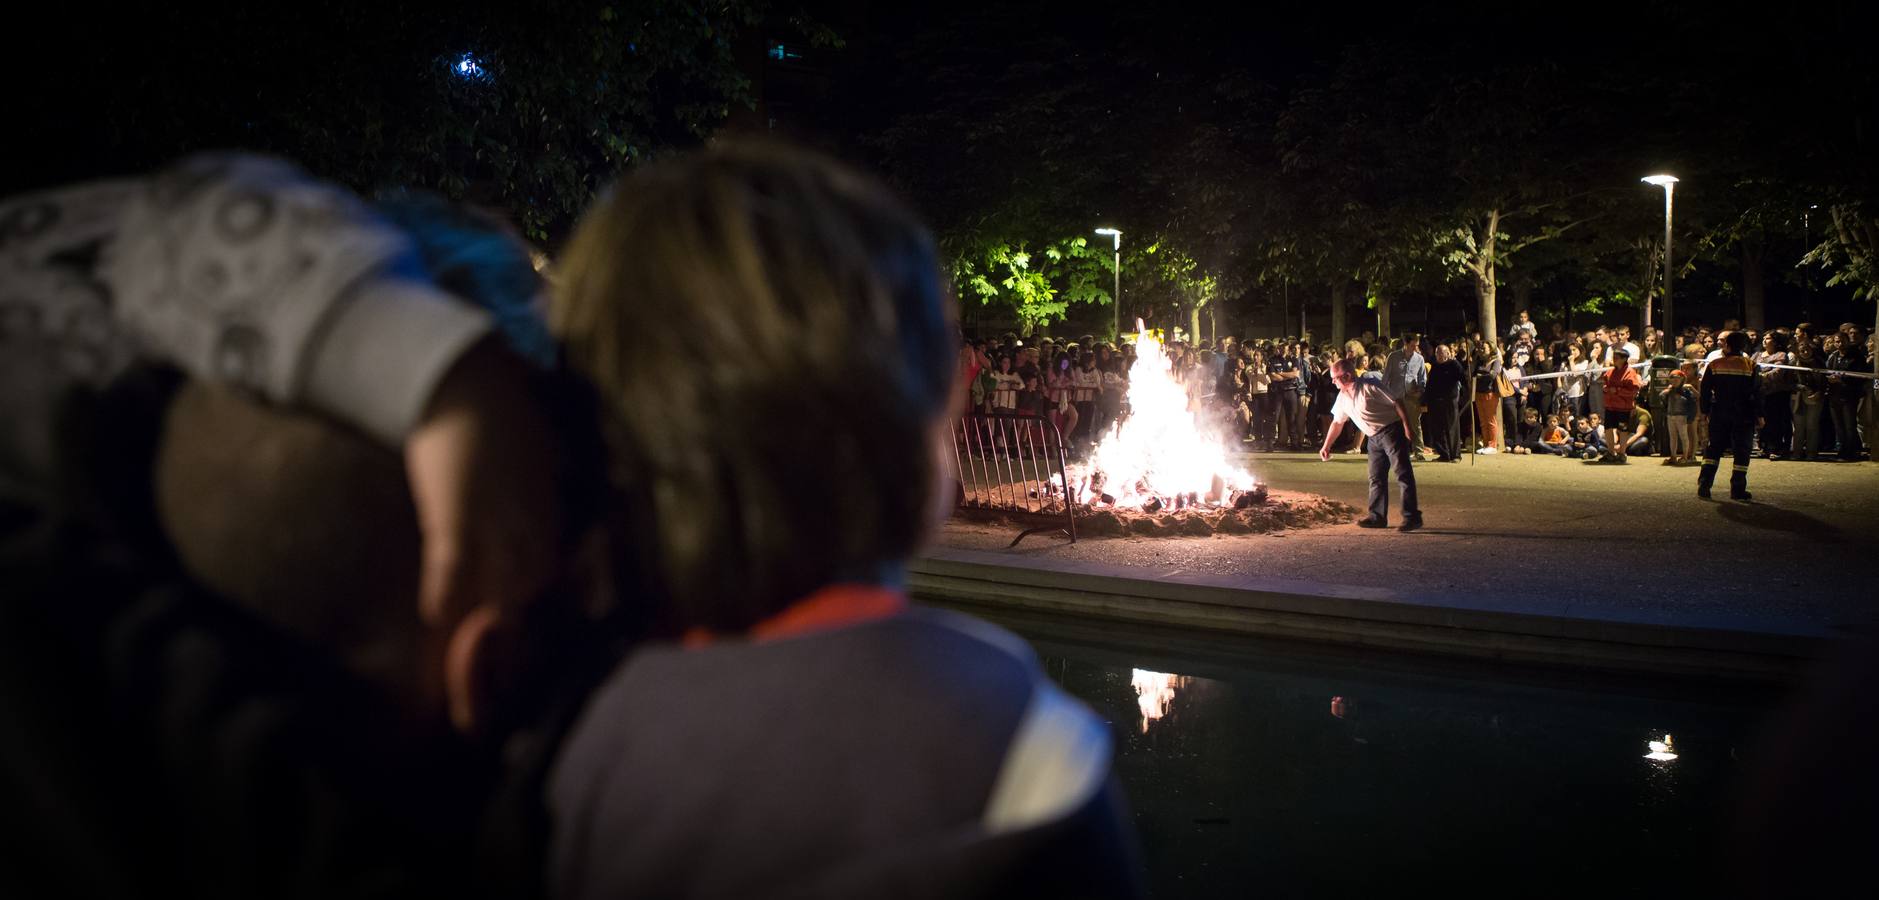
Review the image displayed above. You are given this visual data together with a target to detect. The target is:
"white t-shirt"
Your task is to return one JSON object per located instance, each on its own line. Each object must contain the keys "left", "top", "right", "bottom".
{"left": 1330, "top": 381, "right": 1403, "bottom": 437}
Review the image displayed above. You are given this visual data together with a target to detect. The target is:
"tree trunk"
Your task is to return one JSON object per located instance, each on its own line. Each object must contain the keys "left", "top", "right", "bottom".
{"left": 1376, "top": 291, "right": 1392, "bottom": 338}
{"left": 1190, "top": 303, "right": 1202, "bottom": 347}
{"left": 1742, "top": 234, "right": 1766, "bottom": 331}
{"left": 1330, "top": 281, "right": 1348, "bottom": 347}
{"left": 1473, "top": 269, "right": 1497, "bottom": 343}
{"left": 1208, "top": 306, "right": 1218, "bottom": 345}
{"left": 1473, "top": 210, "right": 1500, "bottom": 341}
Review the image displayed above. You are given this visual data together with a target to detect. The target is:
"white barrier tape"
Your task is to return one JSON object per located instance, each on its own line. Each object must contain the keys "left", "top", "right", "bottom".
{"left": 1509, "top": 360, "right": 1879, "bottom": 383}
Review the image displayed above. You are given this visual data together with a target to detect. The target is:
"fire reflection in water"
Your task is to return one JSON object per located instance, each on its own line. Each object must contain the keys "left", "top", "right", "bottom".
{"left": 1131, "top": 668, "right": 1192, "bottom": 734}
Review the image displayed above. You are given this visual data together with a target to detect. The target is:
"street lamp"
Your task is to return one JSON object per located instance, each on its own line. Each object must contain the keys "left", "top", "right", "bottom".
{"left": 1642, "top": 175, "right": 1678, "bottom": 337}
{"left": 1095, "top": 228, "right": 1122, "bottom": 339}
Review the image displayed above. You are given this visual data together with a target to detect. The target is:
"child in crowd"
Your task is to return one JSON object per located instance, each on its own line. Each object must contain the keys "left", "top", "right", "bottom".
{"left": 1538, "top": 414, "right": 1571, "bottom": 455}
{"left": 1661, "top": 371, "right": 1699, "bottom": 464}
{"left": 1570, "top": 416, "right": 1604, "bottom": 459}
{"left": 1512, "top": 407, "right": 1544, "bottom": 454}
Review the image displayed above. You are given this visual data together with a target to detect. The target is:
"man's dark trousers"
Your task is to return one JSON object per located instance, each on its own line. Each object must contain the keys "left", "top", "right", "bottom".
{"left": 1698, "top": 413, "right": 1755, "bottom": 495}
{"left": 1426, "top": 398, "right": 1459, "bottom": 459}
{"left": 1366, "top": 424, "right": 1420, "bottom": 522}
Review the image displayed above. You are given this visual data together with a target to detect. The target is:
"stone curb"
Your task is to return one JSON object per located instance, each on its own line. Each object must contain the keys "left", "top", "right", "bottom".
{"left": 909, "top": 547, "right": 1831, "bottom": 684}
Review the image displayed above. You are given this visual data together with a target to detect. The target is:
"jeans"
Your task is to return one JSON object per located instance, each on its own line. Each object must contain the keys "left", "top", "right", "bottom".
{"left": 1792, "top": 397, "right": 1823, "bottom": 458}
{"left": 1365, "top": 425, "right": 1420, "bottom": 523}
{"left": 1759, "top": 392, "right": 1793, "bottom": 456}
{"left": 1829, "top": 397, "right": 1864, "bottom": 459}
{"left": 1669, "top": 414, "right": 1693, "bottom": 459}
{"left": 1274, "top": 389, "right": 1303, "bottom": 448}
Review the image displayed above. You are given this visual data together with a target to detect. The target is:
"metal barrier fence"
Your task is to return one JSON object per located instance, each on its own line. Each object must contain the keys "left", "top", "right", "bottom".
{"left": 946, "top": 412, "right": 1077, "bottom": 547}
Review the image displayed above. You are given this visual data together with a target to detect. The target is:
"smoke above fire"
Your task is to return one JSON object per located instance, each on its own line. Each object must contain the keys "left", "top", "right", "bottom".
{"left": 1069, "top": 325, "right": 1257, "bottom": 510}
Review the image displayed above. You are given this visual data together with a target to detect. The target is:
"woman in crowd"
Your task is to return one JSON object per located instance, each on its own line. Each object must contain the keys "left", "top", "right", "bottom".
{"left": 1245, "top": 348, "right": 1272, "bottom": 450}
{"left": 1561, "top": 342, "right": 1591, "bottom": 419}
{"left": 1098, "top": 344, "right": 1129, "bottom": 442}
{"left": 1584, "top": 339, "right": 1607, "bottom": 413}
{"left": 1754, "top": 331, "right": 1795, "bottom": 459}
{"left": 1472, "top": 343, "right": 1504, "bottom": 453}
{"left": 1791, "top": 338, "right": 1829, "bottom": 460}
{"left": 1071, "top": 350, "right": 1102, "bottom": 451}
{"left": 990, "top": 354, "right": 1022, "bottom": 414}
{"left": 1047, "top": 351, "right": 1081, "bottom": 447}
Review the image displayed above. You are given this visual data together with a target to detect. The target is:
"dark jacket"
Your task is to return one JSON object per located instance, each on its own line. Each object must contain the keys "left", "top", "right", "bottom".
{"left": 1701, "top": 354, "right": 1760, "bottom": 419}
{"left": 1426, "top": 359, "right": 1466, "bottom": 406}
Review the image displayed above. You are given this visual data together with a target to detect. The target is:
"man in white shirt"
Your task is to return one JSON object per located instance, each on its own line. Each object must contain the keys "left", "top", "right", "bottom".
{"left": 1319, "top": 357, "right": 1422, "bottom": 531}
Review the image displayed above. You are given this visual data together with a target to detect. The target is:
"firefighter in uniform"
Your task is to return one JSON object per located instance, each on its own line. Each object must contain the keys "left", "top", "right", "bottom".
{"left": 1697, "top": 330, "right": 1762, "bottom": 500}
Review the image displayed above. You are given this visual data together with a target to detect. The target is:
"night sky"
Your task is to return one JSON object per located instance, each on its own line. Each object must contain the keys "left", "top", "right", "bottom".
{"left": 8, "top": 0, "right": 1875, "bottom": 332}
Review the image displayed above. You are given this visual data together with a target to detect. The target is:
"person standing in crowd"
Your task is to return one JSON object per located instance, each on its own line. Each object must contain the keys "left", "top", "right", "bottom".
{"left": 1381, "top": 332, "right": 1427, "bottom": 459}
{"left": 1600, "top": 347, "right": 1644, "bottom": 462}
{"left": 1826, "top": 323, "right": 1868, "bottom": 460}
{"left": 1269, "top": 341, "right": 1306, "bottom": 451}
{"left": 1098, "top": 344, "right": 1129, "bottom": 442}
{"left": 1698, "top": 331, "right": 1763, "bottom": 499}
{"left": 990, "top": 354, "right": 1022, "bottom": 414}
{"left": 1471, "top": 343, "right": 1504, "bottom": 453}
{"left": 1754, "top": 331, "right": 1795, "bottom": 459}
{"left": 1791, "top": 339, "right": 1830, "bottom": 460}
{"left": 1245, "top": 348, "right": 1273, "bottom": 451}
{"left": 1585, "top": 339, "right": 1607, "bottom": 413}
{"left": 1319, "top": 357, "right": 1422, "bottom": 531}
{"left": 1524, "top": 344, "right": 1557, "bottom": 418}
{"left": 1071, "top": 350, "right": 1101, "bottom": 452}
{"left": 1661, "top": 370, "right": 1699, "bottom": 464}
{"left": 1560, "top": 342, "right": 1591, "bottom": 419}
{"left": 1424, "top": 343, "right": 1466, "bottom": 462}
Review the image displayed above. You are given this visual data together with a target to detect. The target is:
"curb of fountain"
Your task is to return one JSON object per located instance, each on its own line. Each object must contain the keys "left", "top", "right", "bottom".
{"left": 909, "top": 547, "right": 1831, "bottom": 684}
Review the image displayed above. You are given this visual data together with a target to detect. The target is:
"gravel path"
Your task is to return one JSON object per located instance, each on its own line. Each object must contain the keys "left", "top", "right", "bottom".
{"left": 932, "top": 451, "right": 1879, "bottom": 634}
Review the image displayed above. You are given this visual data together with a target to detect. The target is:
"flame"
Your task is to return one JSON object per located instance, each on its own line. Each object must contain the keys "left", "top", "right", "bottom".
{"left": 1076, "top": 325, "right": 1256, "bottom": 509}
{"left": 1131, "top": 668, "right": 1190, "bottom": 733}
{"left": 1644, "top": 734, "right": 1678, "bottom": 762}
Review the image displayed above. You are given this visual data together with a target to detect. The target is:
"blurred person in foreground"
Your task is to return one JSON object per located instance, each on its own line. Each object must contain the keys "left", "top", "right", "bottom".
{"left": 0, "top": 145, "right": 1139, "bottom": 898}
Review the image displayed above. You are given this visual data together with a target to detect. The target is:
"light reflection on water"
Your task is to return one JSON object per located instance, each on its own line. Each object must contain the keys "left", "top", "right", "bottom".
{"left": 1036, "top": 649, "right": 1772, "bottom": 898}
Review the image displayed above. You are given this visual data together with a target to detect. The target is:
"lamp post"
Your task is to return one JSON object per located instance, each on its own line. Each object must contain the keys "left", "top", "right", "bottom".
{"left": 1642, "top": 175, "right": 1678, "bottom": 337}
{"left": 1095, "top": 228, "right": 1122, "bottom": 339}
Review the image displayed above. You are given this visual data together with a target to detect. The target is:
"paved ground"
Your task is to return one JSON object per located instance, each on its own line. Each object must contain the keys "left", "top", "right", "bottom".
{"left": 932, "top": 450, "right": 1879, "bottom": 635}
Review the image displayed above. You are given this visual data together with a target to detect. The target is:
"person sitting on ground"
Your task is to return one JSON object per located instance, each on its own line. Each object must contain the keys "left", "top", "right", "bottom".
{"left": 1538, "top": 414, "right": 1571, "bottom": 456}
{"left": 1512, "top": 407, "right": 1544, "bottom": 454}
{"left": 1570, "top": 416, "right": 1604, "bottom": 459}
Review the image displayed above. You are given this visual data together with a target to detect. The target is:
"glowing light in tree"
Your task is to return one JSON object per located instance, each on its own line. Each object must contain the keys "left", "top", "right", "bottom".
{"left": 450, "top": 53, "right": 489, "bottom": 82}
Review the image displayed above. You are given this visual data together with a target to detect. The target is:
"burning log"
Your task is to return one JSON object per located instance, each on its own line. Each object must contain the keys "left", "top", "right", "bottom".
{"left": 1230, "top": 484, "right": 1269, "bottom": 509}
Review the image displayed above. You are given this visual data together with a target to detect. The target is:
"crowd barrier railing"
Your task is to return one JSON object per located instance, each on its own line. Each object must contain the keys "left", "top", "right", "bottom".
{"left": 945, "top": 412, "right": 1077, "bottom": 548}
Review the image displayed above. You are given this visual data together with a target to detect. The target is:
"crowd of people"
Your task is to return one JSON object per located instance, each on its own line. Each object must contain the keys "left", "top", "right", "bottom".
{"left": 961, "top": 309, "right": 1875, "bottom": 470}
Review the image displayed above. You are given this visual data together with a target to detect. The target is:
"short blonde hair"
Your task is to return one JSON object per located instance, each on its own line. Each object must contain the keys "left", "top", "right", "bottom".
{"left": 553, "top": 143, "right": 955, "bottom": 632}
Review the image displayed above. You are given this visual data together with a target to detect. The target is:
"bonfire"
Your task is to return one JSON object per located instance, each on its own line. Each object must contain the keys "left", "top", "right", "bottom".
{"left": 1068, "top": 324, "right": 1263, "bottom": 511}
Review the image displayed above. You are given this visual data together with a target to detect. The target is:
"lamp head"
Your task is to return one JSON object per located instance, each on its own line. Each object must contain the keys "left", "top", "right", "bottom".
{"left": 1641, "top": 174, "right": 1679, "bottom": 188}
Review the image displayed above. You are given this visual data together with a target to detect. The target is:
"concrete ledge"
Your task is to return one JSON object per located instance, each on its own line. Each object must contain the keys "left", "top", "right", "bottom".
{"left": 909, "top": 547, "right": 1831, "bottom": 684}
